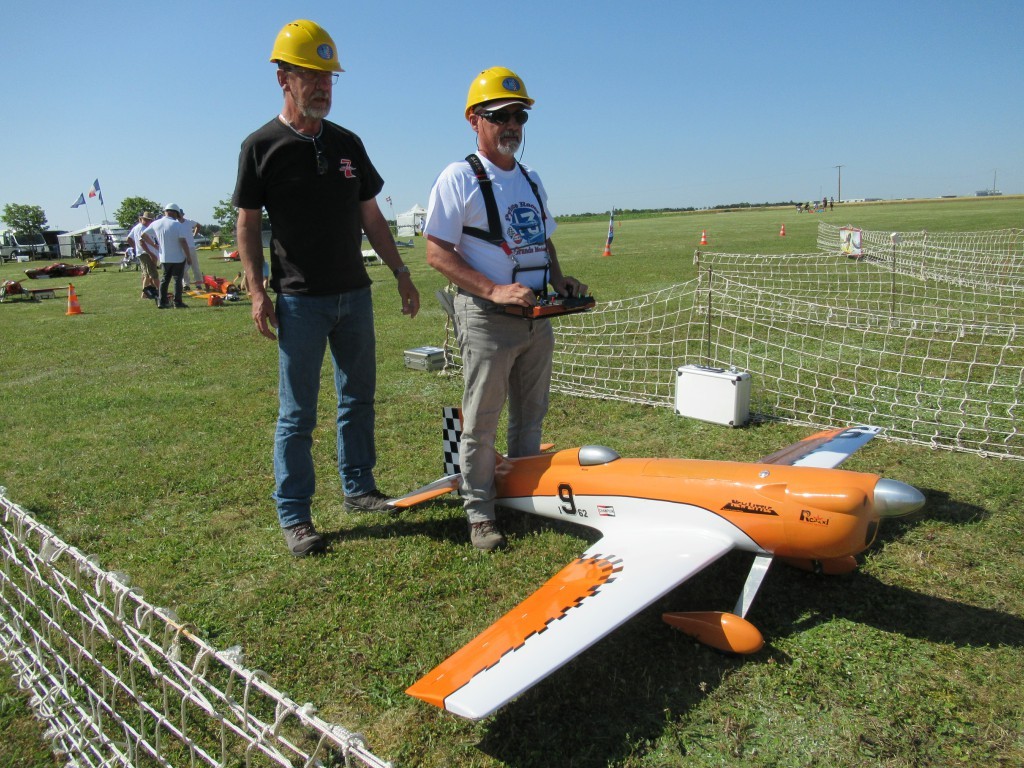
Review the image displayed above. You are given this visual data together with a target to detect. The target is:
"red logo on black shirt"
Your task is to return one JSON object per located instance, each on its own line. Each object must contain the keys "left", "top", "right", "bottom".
{"left": 339, "top": 159, "right": 356, "bottom": 178}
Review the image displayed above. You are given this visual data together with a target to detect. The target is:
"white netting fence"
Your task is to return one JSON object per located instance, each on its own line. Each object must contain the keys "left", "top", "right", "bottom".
{"left": 816, "top": 222, "right": 1024, "bottom": 290}
{"left": 440, "top": 228, "right": 1023, "bottom": 459}
{"left": 0, "top": 488, "right": 392, "bottom": 768}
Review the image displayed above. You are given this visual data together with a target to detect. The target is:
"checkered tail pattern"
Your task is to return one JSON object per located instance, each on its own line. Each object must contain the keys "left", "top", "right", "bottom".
{"left": 442, "top": 406, "right": 462, "bottom": 475}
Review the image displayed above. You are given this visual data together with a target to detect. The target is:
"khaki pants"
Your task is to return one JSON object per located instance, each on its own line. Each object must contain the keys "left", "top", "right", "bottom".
{"left": 453, "top": 292, "right": 554, "bottom": 523}
{"left": 139, "top": 252, "right": 159, "bottom": 290}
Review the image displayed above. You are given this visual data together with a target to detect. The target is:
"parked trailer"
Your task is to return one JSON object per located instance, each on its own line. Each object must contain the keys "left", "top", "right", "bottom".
{"left": 1, "top": 230, "right": 49, "bottom": 262}
{"left": 57, "top": 224, "right": 129, "bottom": 259}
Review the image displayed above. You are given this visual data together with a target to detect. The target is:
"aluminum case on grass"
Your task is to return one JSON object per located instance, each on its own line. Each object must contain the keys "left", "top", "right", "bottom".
{"left": 674, "top": 364, "right": 751, "bottom": 427}
{"left": 404, "top": 345, "right": 446, "bottom": 371}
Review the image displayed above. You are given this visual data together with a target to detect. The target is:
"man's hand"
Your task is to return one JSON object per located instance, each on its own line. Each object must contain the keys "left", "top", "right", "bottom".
{"left": 489, "top": 282, "right": 536, "bottom": 306}
{"left": 396, "top": 274, "right": 420, "bottom": 317}
{"left": 250, "top": 290, "right": 279, "bottom": 340}
{"left": 553, "top": 276, "right": 588, "bottom": 298}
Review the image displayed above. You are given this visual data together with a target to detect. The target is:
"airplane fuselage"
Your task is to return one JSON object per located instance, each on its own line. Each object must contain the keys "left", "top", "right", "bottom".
{"left": 493, "top": 446, "right": 889, "bottom": 561}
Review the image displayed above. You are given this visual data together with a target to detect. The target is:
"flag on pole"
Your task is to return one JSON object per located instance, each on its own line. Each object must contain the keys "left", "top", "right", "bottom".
{"left": 602, "top": 210, "right": 615, "bottom": 257}
{"left": 88, "top": 179, "right": 103, "bottom": 205}
{"left": 71, "top": 193, "right": 86, "bottom": 209}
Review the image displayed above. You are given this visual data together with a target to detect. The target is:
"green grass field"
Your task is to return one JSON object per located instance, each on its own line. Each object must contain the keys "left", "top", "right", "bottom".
{"left": 1, "top": 197, "right": 1022, "bottom": 767}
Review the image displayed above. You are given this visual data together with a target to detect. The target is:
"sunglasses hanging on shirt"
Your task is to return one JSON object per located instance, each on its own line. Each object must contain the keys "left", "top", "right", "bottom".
{"left": 312, "top": 135, "right": 329, "bottom": 175}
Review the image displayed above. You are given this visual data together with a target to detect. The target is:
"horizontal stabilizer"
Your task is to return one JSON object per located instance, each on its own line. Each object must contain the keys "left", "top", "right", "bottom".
{"left": 388, "top": 475, "right": 460, "bottom": 509}
{"left": 435, "top": 289, "right": 455, "bottom": 320}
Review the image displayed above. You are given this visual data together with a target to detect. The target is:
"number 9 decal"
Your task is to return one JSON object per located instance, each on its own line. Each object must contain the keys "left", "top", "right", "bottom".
{"left": 558, "top": 484, "right": 576, "bottom": 515}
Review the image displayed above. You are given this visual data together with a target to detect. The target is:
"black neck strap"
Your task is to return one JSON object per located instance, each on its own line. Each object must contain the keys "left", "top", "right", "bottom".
{"left": 461, "top": 154, "right": 547, "bottom": 252}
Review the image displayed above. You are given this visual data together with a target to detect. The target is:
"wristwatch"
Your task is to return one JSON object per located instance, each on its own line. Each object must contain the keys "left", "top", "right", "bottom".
{"left": 393, "top": 264, "right": 410, "bottom": 278}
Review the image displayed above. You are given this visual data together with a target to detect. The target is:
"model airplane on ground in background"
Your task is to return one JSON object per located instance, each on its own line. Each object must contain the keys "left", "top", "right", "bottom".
{"left": 391, "top": 409, "right": 925, "bottom": 720}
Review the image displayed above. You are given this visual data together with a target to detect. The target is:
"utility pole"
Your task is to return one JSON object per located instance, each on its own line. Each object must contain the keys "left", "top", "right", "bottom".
{"left": 834, "top": 165, "right": 844, "bottom": 203}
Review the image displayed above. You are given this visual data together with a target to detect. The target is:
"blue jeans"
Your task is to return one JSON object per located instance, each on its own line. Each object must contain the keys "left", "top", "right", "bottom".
{"left": 273, "top": 289, "right": 377, "bottom": 528}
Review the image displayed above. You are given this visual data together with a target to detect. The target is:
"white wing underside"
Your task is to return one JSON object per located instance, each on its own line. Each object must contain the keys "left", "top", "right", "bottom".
{"left": 422, "top": 526, "right": 739, "bottom": 720}
{"left": 760, "top": 425, "right": 881, "bottom": 468}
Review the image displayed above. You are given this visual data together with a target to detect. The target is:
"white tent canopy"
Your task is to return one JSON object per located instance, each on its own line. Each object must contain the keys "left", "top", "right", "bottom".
{"left": 396, "top": 204, "right": 426, "bottom": 237}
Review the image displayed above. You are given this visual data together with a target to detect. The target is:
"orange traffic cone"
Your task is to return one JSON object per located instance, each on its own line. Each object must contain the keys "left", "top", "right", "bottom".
{"left": 779, "top": 224, "right": 786, "bottom": 237}
{"left": 602, "top": 243, "right": 612, "bottom": 257}
{"left": 66, "top": 284, "right": 82, "bottom": 316}
{"left": 699, "top": 229, "right": 708, "bottom": 246}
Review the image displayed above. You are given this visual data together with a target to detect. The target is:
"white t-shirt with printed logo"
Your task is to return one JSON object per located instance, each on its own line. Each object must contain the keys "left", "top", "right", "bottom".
{"left": 424, "top": 154, "right": 557, "bottom": 292}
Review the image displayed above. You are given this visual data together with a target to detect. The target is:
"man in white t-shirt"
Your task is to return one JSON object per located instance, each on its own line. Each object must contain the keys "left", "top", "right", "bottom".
{"left": 127, "top": 211, "right": 160, "bottom": 299}
{"left": 141, "top": 203, "right": 196, "bottom": 308}
{"left": 424, "top": 66, "right": 587, "bottom": 551}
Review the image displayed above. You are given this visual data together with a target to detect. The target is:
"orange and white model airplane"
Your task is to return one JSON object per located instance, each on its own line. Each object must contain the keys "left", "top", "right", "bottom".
{"left": 392, "top": 409, "right": 925, "bottom": 720}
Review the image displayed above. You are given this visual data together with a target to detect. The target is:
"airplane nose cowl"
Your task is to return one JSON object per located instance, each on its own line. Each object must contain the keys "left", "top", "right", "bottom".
{"left": 873, "top": 479, "right": 926, "bottom": 517}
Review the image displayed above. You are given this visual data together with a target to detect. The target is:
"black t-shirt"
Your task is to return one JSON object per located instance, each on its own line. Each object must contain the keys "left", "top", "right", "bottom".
{"left": 232, "top": 117, "right": 384, "bottom": 295}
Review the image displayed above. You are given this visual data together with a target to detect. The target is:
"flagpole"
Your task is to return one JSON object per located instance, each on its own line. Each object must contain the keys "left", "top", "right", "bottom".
{"left": 88, "top": 179, "right": 106, "bottom": 223}
{"left": 71, "top": 193, "right": 91, "bottom": 225}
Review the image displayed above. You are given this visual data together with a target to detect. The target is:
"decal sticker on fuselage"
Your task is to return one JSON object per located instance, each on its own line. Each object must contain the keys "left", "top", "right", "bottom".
{"left": 799, "top": 510, "right": 830, "bottom": 526}
{"left": 722, "top": 500, "right": 778, "bottom": 516}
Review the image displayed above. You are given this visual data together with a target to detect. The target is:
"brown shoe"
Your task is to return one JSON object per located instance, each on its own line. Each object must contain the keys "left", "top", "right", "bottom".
{"left": 469, "top": 520, "right": 507, "bottom": 552}
{"left": 344, "top": 489, "right": 396, "bottom": 513}
{"left": 282, "top": 521, "right": 326, "bottom": 557}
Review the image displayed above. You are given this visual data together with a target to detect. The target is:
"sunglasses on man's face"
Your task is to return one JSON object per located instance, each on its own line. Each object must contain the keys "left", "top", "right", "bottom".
{"left": 283, "top": 65, "right": 339, "bottom": 86}
{"left": 478, "top": 109, "right": 529, "bottom": 126}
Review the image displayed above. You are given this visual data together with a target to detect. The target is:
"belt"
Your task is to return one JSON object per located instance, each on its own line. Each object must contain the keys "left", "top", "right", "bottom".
{"left": 455, "top": 287, "right": 500, "bottom": 312}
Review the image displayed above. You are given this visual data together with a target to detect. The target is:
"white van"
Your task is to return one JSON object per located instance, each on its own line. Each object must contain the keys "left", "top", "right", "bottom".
{"left": 0, "top": 230, "right": 49, "bottom": 261}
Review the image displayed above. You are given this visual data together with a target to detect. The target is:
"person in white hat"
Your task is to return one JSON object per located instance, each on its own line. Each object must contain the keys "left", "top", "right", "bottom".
{"left": 127, "top": 210, "right": 160, "bottom": 299}
{"left": 423, "top": 66, "right": 587, "bottom": 551}
{"left": 140, "top": 204, "right": 196, "bottom": 308}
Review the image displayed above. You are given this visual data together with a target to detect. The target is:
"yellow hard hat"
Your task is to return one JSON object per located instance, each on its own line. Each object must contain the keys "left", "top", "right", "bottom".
{"left": 465, "top": 66, "right": 533, "bottom": 117}
{"left": 269, "top": 19, "right": 343, "bottom": 72}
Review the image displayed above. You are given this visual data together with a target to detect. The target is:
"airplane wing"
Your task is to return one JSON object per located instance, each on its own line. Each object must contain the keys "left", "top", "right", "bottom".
{"left": 388, "top": 474, "right": 461, "bottom": 509}
{"left": 406, "top": 528, "right": 736, "bottom": 720}
{"left": 758, "top": 425, "right": 881, "bottom": 468}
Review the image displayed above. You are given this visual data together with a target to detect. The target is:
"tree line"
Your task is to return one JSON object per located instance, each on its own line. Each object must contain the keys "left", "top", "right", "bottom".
{"left": 1, "top": 194, "right": 255, "bottom": 240}
{"left": 554, "top": 200, "right": 807, "bottom": 224}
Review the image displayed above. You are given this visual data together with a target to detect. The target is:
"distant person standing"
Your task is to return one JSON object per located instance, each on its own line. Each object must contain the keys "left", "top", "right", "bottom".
{"left": 141, "top": 204, "right": 195, "bottom": 308}
{"left": 180, "top": 208, "right": 203, "bottom": 289}
{"left": 232, "top": 19, "right": 420, "bottom": 557}
{"left": 127, "top": 211, "right": 160, "bottom": 299}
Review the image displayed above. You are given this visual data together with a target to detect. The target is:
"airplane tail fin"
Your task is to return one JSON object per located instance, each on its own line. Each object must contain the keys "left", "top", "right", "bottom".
{"left": 389, "top": 406, "right": 551, "bottom": 510}
{"left": 386, "top": 406, "right": 462, "bottom": 509}
{"left": 442, "top": 406, "right": 462, "bottom": 475}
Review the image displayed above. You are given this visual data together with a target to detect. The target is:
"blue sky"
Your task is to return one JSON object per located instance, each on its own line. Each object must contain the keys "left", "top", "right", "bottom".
{"left": 2, "top": 1, "right": 1021, "bottom": 231}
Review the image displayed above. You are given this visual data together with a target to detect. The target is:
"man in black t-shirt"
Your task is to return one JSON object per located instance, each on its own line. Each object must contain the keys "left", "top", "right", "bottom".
{"left": 232, "top": 19, "right": 420, "bottom": 557}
